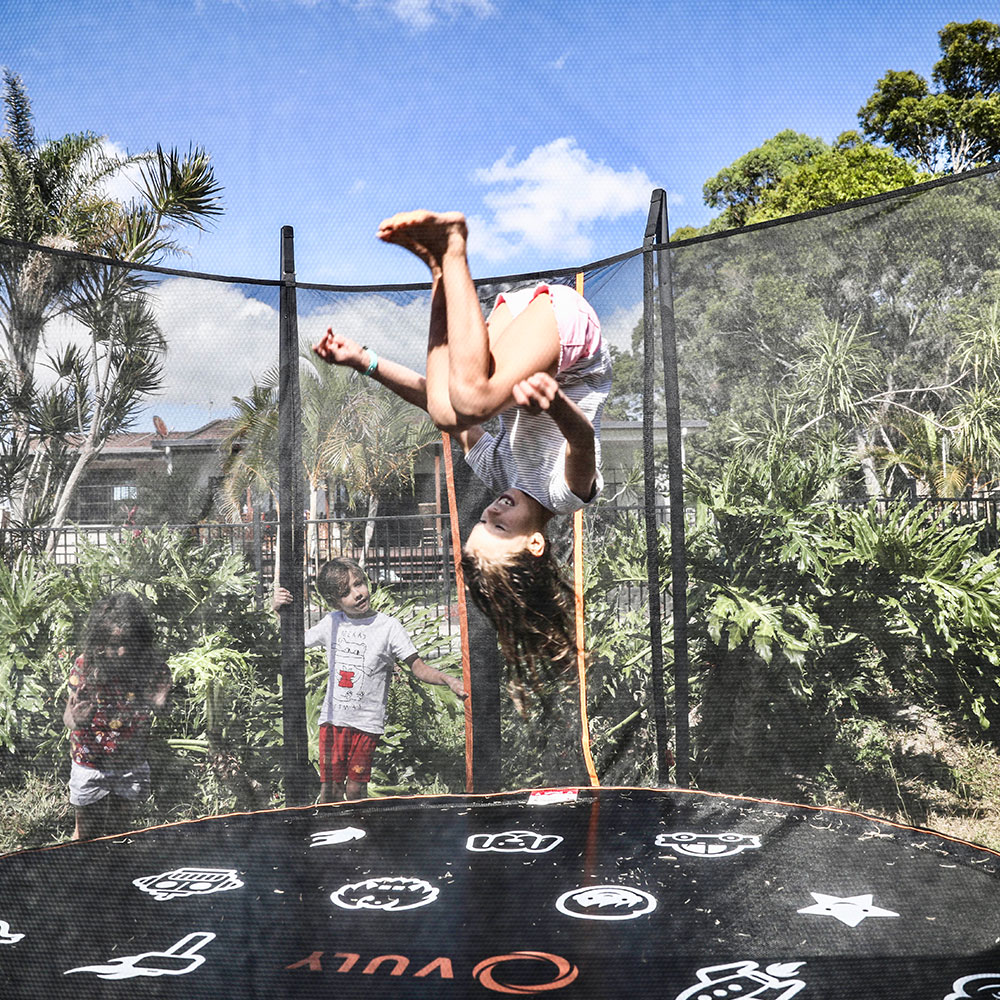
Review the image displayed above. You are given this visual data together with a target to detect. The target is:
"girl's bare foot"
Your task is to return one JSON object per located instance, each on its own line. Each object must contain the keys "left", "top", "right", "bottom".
{"left": 377, "top": 210, "right": 468, "bottom": 267}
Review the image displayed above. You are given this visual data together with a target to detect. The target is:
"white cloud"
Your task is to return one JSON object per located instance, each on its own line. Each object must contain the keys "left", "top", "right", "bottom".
{"left": 92, "top": 139, "right": 146, "bottom": 207}
{"left": 349, "top": 0, "right": 495, "bottom": 29}
{"left": 468, "top": 138, "right": 656, "bottom": 263}
{"left": 150, "top": 279, "right": 278, "bottom": 409}
{"left": 549, "top": 51, "right": 569, "bottom": 70}
{"left": 599, "top": 302, "right": 643, "bottom": 353}
{"left": 36, "top": 277, "right": 436, "bottom": 430}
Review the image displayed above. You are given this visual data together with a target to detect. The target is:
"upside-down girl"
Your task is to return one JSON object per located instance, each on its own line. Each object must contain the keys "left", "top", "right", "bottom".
{"left": 313, "top": 211, "right": 611, "bottom": 703}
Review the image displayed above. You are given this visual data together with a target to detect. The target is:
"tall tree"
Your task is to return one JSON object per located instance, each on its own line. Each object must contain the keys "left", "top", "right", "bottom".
{"left": 0, "top": 70, "right": 223, "bottom": 529}
{"left": 744, "top": 133, "right": 926, "bottom": 225}
{"left": 858, "top": 20, "right": 1000, "bottom": 174}
{"left": 220, "top": 348, "right": 437, "bottom": 570}
{"left": 701, "top": 130, "right": 828, "bottom": 229}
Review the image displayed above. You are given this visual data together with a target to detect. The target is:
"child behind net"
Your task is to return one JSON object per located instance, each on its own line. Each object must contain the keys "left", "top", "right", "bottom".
{"left": 312, "top": 210, "right": 611, "bottom": 704}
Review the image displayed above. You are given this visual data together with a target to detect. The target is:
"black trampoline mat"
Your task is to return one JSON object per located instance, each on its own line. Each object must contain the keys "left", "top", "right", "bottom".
{"left": 1, "top": 786, "right": 999, "bottom": 998}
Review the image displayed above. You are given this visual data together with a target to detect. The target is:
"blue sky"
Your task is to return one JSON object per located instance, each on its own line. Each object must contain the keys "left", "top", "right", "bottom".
{"left": 7, "top": 0, "right": 991, "bottom": 285}
{"left": 6, "top": 1, "right": 994, "bottom": 428}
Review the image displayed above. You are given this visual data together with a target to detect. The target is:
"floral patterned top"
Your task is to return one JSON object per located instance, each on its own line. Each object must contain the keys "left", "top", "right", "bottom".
{"left": 67, "top": 655, "right": 171, "bottom": 768}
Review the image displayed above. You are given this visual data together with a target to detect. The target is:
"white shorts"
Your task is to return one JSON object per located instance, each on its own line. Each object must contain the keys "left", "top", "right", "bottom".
{"left": 69, "top": 760, "right": 150, "bottom": 807}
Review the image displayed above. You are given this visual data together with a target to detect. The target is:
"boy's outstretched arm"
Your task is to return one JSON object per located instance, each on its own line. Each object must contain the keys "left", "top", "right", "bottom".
{"left": 513, "top": 372, "right": 597, "bottom": 501}
{"left": 406, "top": 653, "right": 467, "bottom": 699}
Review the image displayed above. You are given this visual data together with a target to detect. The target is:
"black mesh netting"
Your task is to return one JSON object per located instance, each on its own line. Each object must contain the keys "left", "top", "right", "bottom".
{"left": 3, "top": 167, "right": 1000, "bottom": 856}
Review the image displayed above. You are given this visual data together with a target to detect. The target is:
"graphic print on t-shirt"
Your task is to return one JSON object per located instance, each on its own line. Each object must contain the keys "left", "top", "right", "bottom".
{"left": 331, "top": 624, "right": 369, "bottom": 712}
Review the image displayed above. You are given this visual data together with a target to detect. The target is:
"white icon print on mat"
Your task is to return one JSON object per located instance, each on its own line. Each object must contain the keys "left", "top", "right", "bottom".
{"left": 674, "top": 961, "right": 806, "bottom": 1000}
{"left": 467, "top": 830, "right": 564, "bottom": 853}
{"left": 310, "top": 826, "right": 366, "bottom": 847}
{"left": 945, "top": 973, "right": 1000, "bottom": 999}
{"left": 796, "top": 892, "right": 899, "bottom": 927}
{"left": 656, "top": 831, "right": 762, "bottom": 858}
{"left": 555, "top": 885, "right": 657, "bottom": 921}
{"left": 64, "top": 931, "right": 215, "bottom": 980}
{"left": 133, "top": 866, "right": 244, "bottom": 900}
{"left": 331, "top": 876, "right": 439, "bottom": 911}
{"left": 0, "top": 919, "right": 24, "bottom": 945}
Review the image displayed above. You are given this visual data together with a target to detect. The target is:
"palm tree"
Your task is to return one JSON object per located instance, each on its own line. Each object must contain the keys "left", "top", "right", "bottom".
{"left": 0, "top": 69, "right": 224, "bottom": 529}
{"left": 220, "top": 347, "right": 438, "bottom": 572}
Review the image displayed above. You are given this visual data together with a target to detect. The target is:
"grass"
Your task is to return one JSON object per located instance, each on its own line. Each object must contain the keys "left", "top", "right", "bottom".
{"left": 809, "top": 706, "right": 1000, "bottom": 852}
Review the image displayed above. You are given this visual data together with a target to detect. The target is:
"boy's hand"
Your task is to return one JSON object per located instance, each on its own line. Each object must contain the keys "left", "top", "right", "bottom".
{"left": 312, "top": 329, "right": 366, "bottom": 370}
{"left": 511, "top": 372, "right": 560, "bottom": 413}
{"left": 272, "top": 586, "right": 294, "bottom": 612}
{"left": 446, "top": 675, "right": 468, "bottom": 699}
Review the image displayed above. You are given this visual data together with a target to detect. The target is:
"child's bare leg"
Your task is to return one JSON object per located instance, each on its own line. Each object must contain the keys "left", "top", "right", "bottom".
{"left": 380, "top": 212, "right": 492, "bottom": 419}
{"left": 319, "top": 779, "right": 336, "bottom": 804}
{"left": 329, "top": 781, "right": 346, "bottom": 803}
{"left": 345, "top": 778, "right": 368, "bottom": 801}
{"left": 74, "top": 802, "right": 104, "bottom": 841}
{"left": 379, "top": 211, "right": 559, "bottom": 422}
{"left": 104, "top": 795, "right": 130, "bottom": 836}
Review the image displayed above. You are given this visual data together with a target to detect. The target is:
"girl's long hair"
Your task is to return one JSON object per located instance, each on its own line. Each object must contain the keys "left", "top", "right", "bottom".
{"left": 80, "top": 592, "right": 157, "bottom": 686}
{"left": 461, "top": 542, "right": 577, "bottom": 705}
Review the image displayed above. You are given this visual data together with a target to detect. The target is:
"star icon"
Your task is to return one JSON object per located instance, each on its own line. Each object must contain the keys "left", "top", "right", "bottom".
{"left": 796, "top": 892, "right": 900, "bottom": 927}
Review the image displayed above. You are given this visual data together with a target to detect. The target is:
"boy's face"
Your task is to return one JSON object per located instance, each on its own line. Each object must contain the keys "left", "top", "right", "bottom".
{"left": 336, "top": 571, "right": 371, "bottom": 618}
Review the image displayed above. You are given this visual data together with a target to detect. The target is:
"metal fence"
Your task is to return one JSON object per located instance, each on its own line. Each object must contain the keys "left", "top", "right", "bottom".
{"left": 4, "top": 493, "right": 999, "bottom": 628}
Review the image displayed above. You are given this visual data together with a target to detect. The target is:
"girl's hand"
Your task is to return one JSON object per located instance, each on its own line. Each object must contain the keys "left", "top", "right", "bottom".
{"left": 511, "top": 372, "right": 560, "bottom": 412}
{"left": 446, "top": 675, "right": 468, "bottom": 699}
{"left": 66, "top": 690, "right": 95, "bottom": 727}
{"left": 312, "top": 329, "right": 366, "bottom": 370}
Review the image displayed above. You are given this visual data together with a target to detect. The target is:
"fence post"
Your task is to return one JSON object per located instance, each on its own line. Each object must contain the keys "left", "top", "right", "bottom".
{"left": 253, "top": 507, "right": 264, "bottom": 611}
{"left": 278, "top": 226, "right": 311, "bottom": 805}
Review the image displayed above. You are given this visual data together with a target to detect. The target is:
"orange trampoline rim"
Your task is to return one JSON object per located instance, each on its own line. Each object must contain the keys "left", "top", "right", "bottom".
{"left": 6, "top": 783, "right": 998, "bottom": 863}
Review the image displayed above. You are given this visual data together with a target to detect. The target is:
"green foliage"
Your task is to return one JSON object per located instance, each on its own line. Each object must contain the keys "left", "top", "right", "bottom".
{"left": 859, "top": 20, "right": 1000, "bottom": 173}
{"left": 0, "top": 553, "right": 68, "bottom": 760}
{"left": 0, "top": 527, "right": 286, "bottom": 847}
{"left": 702, "top": 130, "right": 828, "bottom": 228}
{"left": 0, "top": 71, "right": 223, "bottom": 532}
{"left": 682, "top": 441, "right": 1000, "bottom": 797}
{"left": 746, "top": 134, "right": 926, "bottom": 224}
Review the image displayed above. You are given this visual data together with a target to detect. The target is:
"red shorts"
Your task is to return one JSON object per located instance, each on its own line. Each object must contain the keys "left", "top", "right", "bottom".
{"left": 318, "top": 724, "right": 380, "bottom": 784}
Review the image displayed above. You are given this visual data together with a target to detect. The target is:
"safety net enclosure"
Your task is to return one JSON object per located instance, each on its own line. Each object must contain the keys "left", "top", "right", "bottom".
{"left": 1, "top": 167, "right": 1000, "bottom": 915}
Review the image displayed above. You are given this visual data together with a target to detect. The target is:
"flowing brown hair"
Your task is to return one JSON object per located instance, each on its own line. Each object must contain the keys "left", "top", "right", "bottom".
{"left": 461, "top": 541, "right": 577, "bottom": 707}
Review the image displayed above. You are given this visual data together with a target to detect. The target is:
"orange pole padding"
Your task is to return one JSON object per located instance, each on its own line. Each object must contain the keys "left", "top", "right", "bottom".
{"left": 441, "top": 432, "right": 475, "bottom": 793}
{"left": 574, "top": 508, "right": 599, "bottom": 787}
{"left": 574, "top": 270, "right": 599, "bottom": 788}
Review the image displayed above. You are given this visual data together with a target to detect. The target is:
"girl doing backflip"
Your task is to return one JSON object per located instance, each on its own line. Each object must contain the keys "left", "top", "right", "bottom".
{"left": 313, "top": 211, "right": 611, "bottom": 702}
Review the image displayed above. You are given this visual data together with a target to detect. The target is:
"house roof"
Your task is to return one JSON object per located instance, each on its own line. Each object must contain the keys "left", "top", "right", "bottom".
{"left": 97, "top": 418, "right": 234, "bottom": 455}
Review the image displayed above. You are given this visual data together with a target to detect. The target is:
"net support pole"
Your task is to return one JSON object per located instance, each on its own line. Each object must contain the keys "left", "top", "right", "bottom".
{"left": 653, "top": 189, "right": 690, "bottom": 787}
{"left": 278, "top": 225, "right": 310, "bottom": 805}
{"left": 641, "top": 195, "right": 673, "bottom": 784}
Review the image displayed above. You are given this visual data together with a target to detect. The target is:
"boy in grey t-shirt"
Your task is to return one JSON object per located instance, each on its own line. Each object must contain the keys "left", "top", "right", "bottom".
{"left": 273, "top": 558, "right": 465, "bottom": 802}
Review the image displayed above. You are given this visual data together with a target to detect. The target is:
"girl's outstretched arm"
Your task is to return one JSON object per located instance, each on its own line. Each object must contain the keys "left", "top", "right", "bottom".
{"left": 313, "top": 330, "right": 428, "bottom": 411}
{"left": 513, "top": 372, "right": 597, "bottom": 501}
{"left": 313, "top": 330, "right": 484, "bottom": 453}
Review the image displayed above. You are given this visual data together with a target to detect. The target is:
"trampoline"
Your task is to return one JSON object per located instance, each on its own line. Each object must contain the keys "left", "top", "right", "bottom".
{"left": 2, "top": 787, "right": 999, "bottom": 998}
